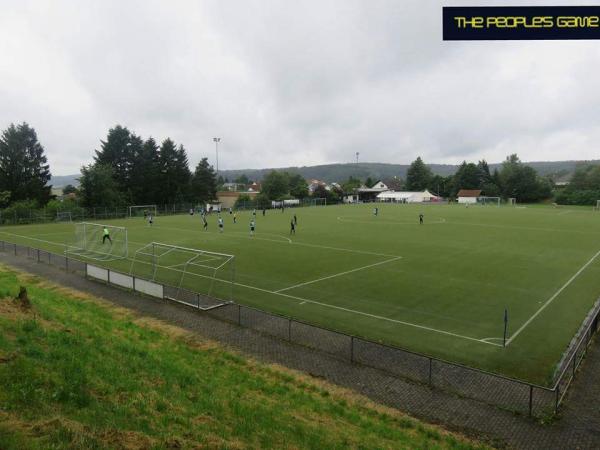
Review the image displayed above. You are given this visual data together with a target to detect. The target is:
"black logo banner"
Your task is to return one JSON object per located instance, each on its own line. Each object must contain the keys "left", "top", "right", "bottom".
{"left": 443, "top": 6, "right": 600, "bottom": 40}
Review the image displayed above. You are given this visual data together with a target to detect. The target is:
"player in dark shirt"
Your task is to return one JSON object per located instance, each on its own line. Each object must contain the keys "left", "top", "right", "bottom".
{"left": 419, "top": 213, "right": 424, "bottom": 225}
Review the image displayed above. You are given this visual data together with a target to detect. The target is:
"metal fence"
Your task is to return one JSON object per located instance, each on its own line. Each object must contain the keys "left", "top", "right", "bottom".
{"left": 1, "top": 239, "right": 598, "bottom": 418}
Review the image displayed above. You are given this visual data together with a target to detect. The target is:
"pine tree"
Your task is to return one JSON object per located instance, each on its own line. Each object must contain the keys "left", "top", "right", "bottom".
{"left": 130, "top": 137, "right": 160, "bottom": 204}
{"left": 0, "top": 122, "right": 52, "bottom": 205}
{"left": 94, "top": 125, "right": 133, "bottom": 193}
{"left": 190, "top": 158, "right": 217, "bottom": 204}
{"left": 405, "top": 157, "right": 432, "bottom": 191}
{"left": 157, "top": 139, "right": 192, "bottom": 204}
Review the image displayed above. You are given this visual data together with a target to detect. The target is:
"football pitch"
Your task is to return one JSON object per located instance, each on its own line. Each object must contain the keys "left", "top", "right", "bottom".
{"left": 2, "top": 202, "right": 600, "bottom": 385}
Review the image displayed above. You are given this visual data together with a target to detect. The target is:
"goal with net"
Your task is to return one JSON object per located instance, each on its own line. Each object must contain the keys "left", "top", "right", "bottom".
{"left": 476, "top": 196, "right": 500, "bottom": 207}
{"left": 311, "top": 197, "right": 327, "bottom": 206}
{"left": 129, "top": 205, "right": 157, "bottom": 218}
{"left": 129, "top": 242, "right": 234, "bottom": 306}
{"left": 56, "top": 211, "right": 72, "bottom": 222}
{"left": 67, "top": 222, "right": 128, "bottom": 261}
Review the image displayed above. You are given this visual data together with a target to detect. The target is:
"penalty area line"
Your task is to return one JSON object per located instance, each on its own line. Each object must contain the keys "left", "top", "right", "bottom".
{"left": 275, "top": 256, "right": 402, "bottom": 293}
{"left": 505, "top": 247, "right": 600, "bottom": 346}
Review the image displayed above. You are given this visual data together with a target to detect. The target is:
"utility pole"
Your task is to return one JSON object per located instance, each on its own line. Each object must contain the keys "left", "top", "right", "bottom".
{"left": 213, "top": 137, "right": 221, "bottom": 175}
{"left": 355, "top": 152, "right": 359, "bottom": 164}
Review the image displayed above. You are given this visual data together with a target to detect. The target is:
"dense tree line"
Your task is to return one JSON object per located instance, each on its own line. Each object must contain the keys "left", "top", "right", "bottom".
{"left": 79, "top": 125, "right": 217, "bottom": 207}
{"left": 555, "top": 164, "right": 600, "bottom": 205}
{"left": 404, "top": 154, "right": 552, "bottom": 202}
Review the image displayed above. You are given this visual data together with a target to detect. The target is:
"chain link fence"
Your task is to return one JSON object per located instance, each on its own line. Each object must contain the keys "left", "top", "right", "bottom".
{"left": 1, "top": 239, "right": 598, "bottom": 418}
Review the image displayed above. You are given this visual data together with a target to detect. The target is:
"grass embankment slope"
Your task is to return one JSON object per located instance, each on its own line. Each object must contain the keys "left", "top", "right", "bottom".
{"left": 0, "top": 265, "right": 487, "bottom": 449}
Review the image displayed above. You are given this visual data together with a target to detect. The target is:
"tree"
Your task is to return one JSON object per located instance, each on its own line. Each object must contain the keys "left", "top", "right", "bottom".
{"left": 312, "top": 184, "right": 339, "bottom": 203}
{"left": 78, "top": 164, "right": 124, "bottom": 208}
{"left": 62, "top": 184, "right": 78, "bottom": 195}
{"left": 94, "top": 125, "right": 133, "bottom": 193}
{"left": 499, "top": 154, "right": 550, "bottom": 202}
{"left": 452, "top": 162, "right": 481, "bottom": 194}
{"left": 156, "top": 139, "right": 192, "bottom": 204}
{"left": 261, "top": 171, "right": 289, "bottom": 200}
{"left": 129, "top": 137, "right": 160, "bottom": 204}
{"left": 0, "top": 123, "right": 52, "bottom": 205}
{"left": 341, "top": 176, "right": 361, "bottom": 192}
{"left": 429, "top": 175, "right": 452, "bottom": 198}
{"left": 191, "top": 158, "right": 217, "bottom": 204}
{"left": 288, "top": 173, "right": 308, "bottom": 199}
{"left": 234, "top": 174, "right": 250, "bottom": 185}
{"left": 555, "top": 164, "right": 600, "bottom": 205}
{"left": 365, "top": 177, "right": 374, "bottom": 188}
{"left": 405, "top": 157, "right": 432, "bottom": 191}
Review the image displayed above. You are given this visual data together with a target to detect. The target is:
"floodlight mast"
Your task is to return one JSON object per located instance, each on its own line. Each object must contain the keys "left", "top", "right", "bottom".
{"left": 213, "top": 137, "right": 221, "bottom": 175}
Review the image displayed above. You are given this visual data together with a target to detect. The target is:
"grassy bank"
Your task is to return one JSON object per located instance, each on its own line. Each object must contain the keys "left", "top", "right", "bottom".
{"left": 0, "top": 265, "right": 487, "bottom": 449}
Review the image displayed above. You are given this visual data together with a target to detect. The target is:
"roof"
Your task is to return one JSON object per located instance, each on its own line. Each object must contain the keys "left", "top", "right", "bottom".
{"left": 377, "top": 190, "right": 438, "bottom": 199}
{"left": 457, "top": 189, "right": 482, "bottom": 198}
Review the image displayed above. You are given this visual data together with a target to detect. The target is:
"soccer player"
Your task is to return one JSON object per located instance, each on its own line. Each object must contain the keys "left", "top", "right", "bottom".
{"left": 102, "top": 226, "right": 112, "bottom": 244}
{"left": 262, "top": 208, "right": 266, "bottom": 216}
{"left": 218, "top": 216, "right": 224, "bottom": 233}
{"left": 233, "top": 212, "right": 237, "bottom": 224}
{"left": 252, "top": 208, "right": 256, "bottom": 217}
{"left": 373, "top": 207, "right": 378, "bottom": 216}
{"left": 290, "top": 218, "right": 296, "bottom": 235}
{"left": 202, "top": 214, "right": 208, "bottom": 231}
{"left": 229, "top": 207, "right": 233, "bottom": 215}
{"left": 293, "top": 214, "right": 297, "bottom": 225}
{"left": 419, "top": 213, "right": 424, "bottom": 225}
{"left": 148, "top": 214, "right": 153, "bottom": 226}
{"left": 143, "top": 209, "right": 148, "bottom": 219}
{"left": 250, "top": 218, "right": 255, "bottom": 236}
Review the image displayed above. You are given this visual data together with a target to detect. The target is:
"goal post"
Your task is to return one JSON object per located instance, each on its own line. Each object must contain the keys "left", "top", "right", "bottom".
{"left": 595, "top": 200, "right": 600, "bottom": 211}
{"left": 311, "top": 197, "right": 327, "bottom": 207}
{"left": 129, "top": 205, "right": 157, "bottom": 218}
{"left": 476, "top": 196, "right": 500, "bottom": 207}
{"left": 56, "top": 211, "right": 72, "bottom": 222}
{"left": 129, "top": 242, "right": 234, "bottom": 306}
{"left": 508, "top": 198, "right": 517, "bottom": 206}
{"left": 67, "top": 222, "right": 128, "bottom": 261}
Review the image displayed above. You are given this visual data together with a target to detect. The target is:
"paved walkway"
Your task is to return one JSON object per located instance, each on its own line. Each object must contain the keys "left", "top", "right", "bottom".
{"left": 1, "top": 252, "right": 599, "bottom": 449}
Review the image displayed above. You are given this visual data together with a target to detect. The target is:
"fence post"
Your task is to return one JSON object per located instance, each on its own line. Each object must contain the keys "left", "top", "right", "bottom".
{"left": 555, "top": 385, "right": 560, "bottom": 413}
{"left": 37, "top": 248, "right": 40, "bottom": 263}
{"left": 14, "top": 243, "right": 17, "bottom": 256}
{"left": 529, "top": 385, "right": 533, "bottom": 417}
{"left": 197, "top": 293, "right": 200, "bottom": 309}
{"left": 288, "top": 319, "right": 292, "bottom": 342}
{"left": 572, "top": 351, "right": 577, "bottom": 379}
{"left": 65, "top": 256, "right": 69, "bottom": 272}
{"left": 350, "top": 336, "right": 354, "bottom": 363}
{"left": 238, "top": 304, "right": 241, "bottom": 325}
{"left": 429, "top": 358, "right": 433, "bottom": 386}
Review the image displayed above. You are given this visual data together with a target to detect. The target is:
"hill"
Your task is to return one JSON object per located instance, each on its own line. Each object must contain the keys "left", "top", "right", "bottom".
{"left": 219, "top": 159, "right": 600, "bottom": 183}
{"left": 52, "top": 159, "right": 600, "bottom": 187}
{"left": 0, "top": 265, "right": 486, "bottom": 450}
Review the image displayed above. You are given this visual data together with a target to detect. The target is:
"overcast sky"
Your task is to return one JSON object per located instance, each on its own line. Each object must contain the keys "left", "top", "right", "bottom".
{"left": 1, "top": 0, "right": 599, "bottom": 175}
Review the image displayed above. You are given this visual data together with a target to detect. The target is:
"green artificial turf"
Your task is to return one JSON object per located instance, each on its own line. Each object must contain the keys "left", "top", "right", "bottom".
{"left": 1, "top": 202, "right": 599, "bottom": 384}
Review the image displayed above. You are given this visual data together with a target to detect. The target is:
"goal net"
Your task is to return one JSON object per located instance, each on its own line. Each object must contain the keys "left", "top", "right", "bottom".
{"left": 129, "top": 205, "right": 157, "bottom": 218}
{"left": 129, "top": 242, "right": 234, "bottom": 306}
{"left": 311, "top": 197, "right": 327, "bottom": 206}
{"left": 476, "top": 196, "right": 500, "bottom": 207}
{"left": 67, "top": 222, "right": 128, "bottom": 261}
{"left": 56, "top": 211, "right": 72, "bottom": 222}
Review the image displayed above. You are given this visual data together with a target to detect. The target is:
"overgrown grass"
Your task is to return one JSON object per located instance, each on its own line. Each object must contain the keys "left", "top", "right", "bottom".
{"left": 0, "top": 266, "right": 488, "bottom": 449}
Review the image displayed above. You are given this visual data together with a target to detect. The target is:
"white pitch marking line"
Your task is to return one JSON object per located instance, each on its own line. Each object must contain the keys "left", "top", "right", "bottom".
{"left": 505, "top": 247, "right": 600, "bottom": 346}
{"left": 275, "top": 256, "right": 402, "bottom": 293}
{"left": 0, "top": 234, "right": 499, "bottom": 347}
{"left": 124, "top": 258, "right": 500, "bottom": 347}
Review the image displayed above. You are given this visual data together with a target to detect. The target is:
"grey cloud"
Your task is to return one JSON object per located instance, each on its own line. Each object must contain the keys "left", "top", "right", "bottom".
{"left": 0, "top": 0, "right": 599, "bottom": 175}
